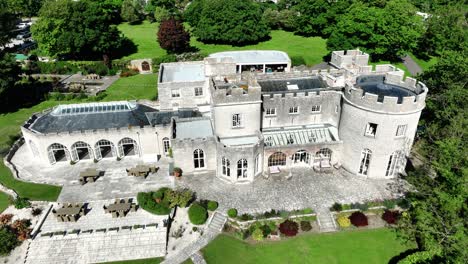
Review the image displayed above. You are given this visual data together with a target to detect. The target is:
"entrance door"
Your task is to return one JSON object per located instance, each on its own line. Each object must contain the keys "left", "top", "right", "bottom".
{"left": 293, "top": 150, "right": 310, "bottom": 165}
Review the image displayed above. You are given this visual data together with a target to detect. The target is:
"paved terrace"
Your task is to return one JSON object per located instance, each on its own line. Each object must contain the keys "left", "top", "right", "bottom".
{"left": 26, "top": 199, "right": 167, "bottom": 264}
{"left": 176, "top": 168, "right": 405, "bottom": 214}
{"left": 11, "top": 145, "right": 175, "bottom": 202}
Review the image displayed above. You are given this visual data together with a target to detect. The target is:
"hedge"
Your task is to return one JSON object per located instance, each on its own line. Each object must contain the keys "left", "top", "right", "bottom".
{"left": 227, "top": 208, "right": 237, "bottom": 218}
{"left": 137, "top": 191, "right": 171, "bottom": 215}
{"left": 188, "top": 203, "right": 208, "bottom": 225}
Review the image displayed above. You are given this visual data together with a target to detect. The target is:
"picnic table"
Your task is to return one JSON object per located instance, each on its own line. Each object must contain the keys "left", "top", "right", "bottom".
{"left": 127, "top": 165, "right": 158, "bottom": 177}
{"left": 104, "top": 199, "right": 138, "bottom": 218}
{"left": 53, "top": 203, "right": 85, "bottom": 222}
{"left": 79, "top": 168, "right": 100, "bottom": 184}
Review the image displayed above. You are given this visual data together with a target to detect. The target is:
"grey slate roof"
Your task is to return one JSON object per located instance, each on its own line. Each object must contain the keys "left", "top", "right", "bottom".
{"left": 258, "top": 77, "right": 326, "bottom": 93}
{"left": 145, "top": 109, "right": 202, "bottom": 126}
{"left": 30, "top": 103, "right": 157, "bottom": 133}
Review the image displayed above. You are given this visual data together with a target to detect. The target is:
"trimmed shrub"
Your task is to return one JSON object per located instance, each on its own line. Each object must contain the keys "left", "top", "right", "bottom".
{"left": 0, "top": 214, "right": 13, "bottom": 226}
{"left": 13, "top": 197, "right": 31, "bottom": 209}
{"left": 252, "top": 228, "right": 264, "bottom": 241}
{"left": 331, "top": 202, "right": 343, "bottom": 212}
{"left": 382, "top": 210, "right": 400, "bottom": 224}
{"left": 188, "top": 203, "right": 208, "bottom": 225}
{"left": 397, "top": 198, "right": 411, "bottom": 209}
{"left": 263, "top": 209, "right": 280, "bottom": 218}
{"left": 300, "top": 221, "right": 312, "bottom": 232}
{"left": 239, "top": 213, "right": 254, "bottom": 221}
{"left": 207, "top": 201, "right": 218, "bottom": 211}
{"left": 351, "top": 202, "right": 369, "bottom": 212}
{"left": 279, "top": 220, "right": 299, "bottom": 237}
{"left": 349, "top": 212, "right": 368, "bottom": 227}
{"left": 337, "top": 215, "right": 351, "bottom": 228}
{"left": 31, "top": 208, "right": 43, "bottom": 216}
{"left": 137, "top": 191, "right": 171, "bottom": 215}
{"left": 0, "top": 228, "right": 19, "bottom": 256}
{"left": 227, "top": 208, "right": 237, "bottom": 218}
{"left": 383, "top": 199, "right": 397, "bottom": 209}
{"left": 259, "top": 224, "right": 272, "bottom": 236}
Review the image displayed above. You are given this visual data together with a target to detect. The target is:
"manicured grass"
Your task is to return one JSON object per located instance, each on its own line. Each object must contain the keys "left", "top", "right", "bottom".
{"left": 0, "top": 74, "right": 157, "bottom": 201}
{"left": 98, "top": 257, "right": 163, "bottom": 264}
{"left": 103, "top": 74, "right": 158, "bottom": 101}
{"left": 118, "top": 22, "right": 328, "bottom": 66}
{"left": 202, "top": 229, "right": 414, "bottom": 264}
{"left": 0, "top": 191, "right": 11, "bottom": 213}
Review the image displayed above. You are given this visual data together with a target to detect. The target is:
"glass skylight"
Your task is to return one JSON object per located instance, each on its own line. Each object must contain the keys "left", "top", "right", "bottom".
{"left": 51, "top": 101, "right": 136, "bottom": 116}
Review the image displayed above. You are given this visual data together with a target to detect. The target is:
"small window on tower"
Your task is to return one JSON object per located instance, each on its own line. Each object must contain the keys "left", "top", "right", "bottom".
{"left": 365, "top": 123, "right": 378, "bottom": 137}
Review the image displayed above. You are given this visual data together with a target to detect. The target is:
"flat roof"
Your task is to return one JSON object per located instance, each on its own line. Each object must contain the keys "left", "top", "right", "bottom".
{"left": 258, "top": 77, "right": 326, "bottom": 93}
{"left": 209, "top": 50, "right": 290, "bottom": 65}
{"left": 160, "top": 62, "right": 205, "bottom": 83}
{"left": 175, "top": 119, "right": 213, "bottom": 139}
{"left": 356, "top": 75, "right": 418, "bottom": 103}
{"left": 220, "top": 136, "right": 259, "bottom": 146}
{"left": 146, "top": 109, "right": 202, "bottom": 126}
{"left": 30, "top": 102, "right": 156, "bottom": 133}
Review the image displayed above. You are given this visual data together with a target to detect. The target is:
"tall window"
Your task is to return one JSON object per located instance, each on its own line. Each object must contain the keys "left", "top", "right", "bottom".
{"left": 311, "top": 105, "right": 321, "bottom": 113}
{"left": 193, "top": 149, "right": 205, "bottom": 168}
{"left": 386, "top": 151, "right": 402, "bottom": 177}
{"left": 222, "top": 157, "right": 230, "bottom": 176}
{"left": 232, "top": 114, "right": 242, "bottom": 128}
{"left": 365, "top": 123, "right": 378, "bottom": 137}
{"left": 289, "top": 106, "right": 299, "bottom": 114}
{"left": 171, "top": 89, "right": 180, "bottom": 98}
{"left": 237, "top": 159, "right": 248, "bottom": 178}
{"left": 194, "top": 87, "right": 203, "bottom": 96}
{"left": 265, "top": 108, "right": 276, "bottom": 116}
{"left": 359, "top": 149, "right": 372, "bottom": 176}
{"left": 162, "top": 137, "right": 170, "bottom": 154}
{"left": 395, "top": 124, "right": 407, "bottom": 137}
{"left": 255, "top": 154, "right": 260, "bottom": 175}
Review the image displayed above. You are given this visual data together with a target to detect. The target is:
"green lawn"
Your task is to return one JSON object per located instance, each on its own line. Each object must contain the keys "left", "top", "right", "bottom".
{"left": 0, "top": 74, "right": 157, "bottom": 201}
{"left": 0, "top": 191, "right": 11, "bottom": 212}
{"left": 98, "top": 257, "right": 163, "bottom": 264}
{"left": 118, "top": 21, "right": 328, "bottom": 66}
{"left": 202, "top": 229, "right": 414, "bottom": 264}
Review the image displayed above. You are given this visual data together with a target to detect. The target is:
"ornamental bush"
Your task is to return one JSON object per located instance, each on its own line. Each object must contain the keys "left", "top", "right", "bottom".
{"left": 0, "top": 214, "right": 13, "bottom": 226}
{"left": 207, "top": 201, "right": 218, "bottom": 211}
{"left": 188, "top": 203, "right": 208, "bottom": 225}
{"left": 252, "top": 228, "right": 264, "bottom": 241}
{"left": 349, "top": 212, "right": 368, "bottom": 227}
{"left": 279, "top": 220, "right": 299, "bottom": 237}
{"left": 137, "top": 191, "right": 171, "bottom": 215}
{"left": 300, "top": 221, "right": 312, "bottom": 232}
{"left": 14, "top": 197, "right": 31, "bottom": 209}
{"left": 337, "top": 215, "right": 351, "bottom": 228}
{"left": 0, "top": 227, "right": 19, "bottom": 256}
{"left": 227, "top": 208, "right": 237, "bottom": 218}
{"left": 331, "top": 202, "right": 343, "bottom": 212}
{"left": 382, "top": 210, "right": 400, "bottom": 224}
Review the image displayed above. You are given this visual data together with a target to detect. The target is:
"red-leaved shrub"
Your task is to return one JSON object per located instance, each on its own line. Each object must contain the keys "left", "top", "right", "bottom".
{"left": 279, "top": 220, "right": 299, "bottom": 237}
{"left": 0, "top": 214, "right": 13, "bottom": 226}
{"left": 382, "top": 210, "right": 400, "bottom": 224}
{"left": 349, "top": 211, "right": 368, "bottom": 227}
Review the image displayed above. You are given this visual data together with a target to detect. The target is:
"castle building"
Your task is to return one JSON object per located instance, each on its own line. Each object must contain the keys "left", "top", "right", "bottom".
{"left": 21, "top": 50, "right": 427, "bottom": 183}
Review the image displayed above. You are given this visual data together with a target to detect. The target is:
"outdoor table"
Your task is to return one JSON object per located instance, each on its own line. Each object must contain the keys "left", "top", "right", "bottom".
{"left": 79, "top": 168, "right": 99, "bottom": 183}
{"left": 128, "top": 165, "right": 150, "bottom": 177}
{"left": 107, "top": 203, "right": 131, "bottom": 213}
{"left": 55, "top": 206, "right": 82, "bottom": 216}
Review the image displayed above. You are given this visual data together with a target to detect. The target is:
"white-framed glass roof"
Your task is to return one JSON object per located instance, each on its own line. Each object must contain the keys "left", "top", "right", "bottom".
{"left": 263, "top": 127, "right": 337, "bottom": 147}
{"left": 51, "top": 101, "right": 137, "bottom": 116}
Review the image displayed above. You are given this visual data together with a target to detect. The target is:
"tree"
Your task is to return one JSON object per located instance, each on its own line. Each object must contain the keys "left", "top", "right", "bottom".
{"left": 326, "top": 0, "right": 424, "bottom": 61}
{"left": 183, "top": 0, "right": 204, "bottom": 26}
{"left": 121, "top": 0, "right": 143, "bottom": 24}
{"left": 157, "top": 18, "right": 190, "bottom": 53}
{"left": 192, "top": 0, "right": 270, "bottom": 45}
{"left": 7, "top": 0, "right": 43, "bottom": 18}
{"left": 154, "top": 6, "right": 171, "bottom": 22}
{"left": 0, "top": 1, "right": 17, "bottom": 48}
{"left": 0, "top": 227, "right": 19, "bottom": 256}
{"left": 32, "top": 0, "right": 127, "bottom": 60}
{"left": 0, "top": 53, "right": 21, "bottom": 96}
{"left": 395, "top": 51, "right": 468, "bottom": 263}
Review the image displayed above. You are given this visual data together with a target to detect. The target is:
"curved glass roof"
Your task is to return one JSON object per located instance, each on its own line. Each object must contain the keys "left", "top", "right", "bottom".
{"left": 51, "top": 101, "right": 137, "bottom": 116}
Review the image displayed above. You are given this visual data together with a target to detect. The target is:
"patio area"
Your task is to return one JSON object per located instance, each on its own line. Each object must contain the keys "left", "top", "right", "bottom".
{"left": 176, "top": 167, "right": 407, "bottom": 214}
{"left": 10, "top": 145, "right": 175, "bottom": 202}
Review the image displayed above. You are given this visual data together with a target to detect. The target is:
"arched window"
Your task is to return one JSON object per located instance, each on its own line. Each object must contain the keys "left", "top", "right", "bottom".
{"left": 162, "top": 137, "right": 170, "bottom": 154}
{"left": 268, "top": 152, "right": 286, "bottom": 167}
{"left": 314, "top": 148, "right": 332, "bottom": 165}
{"left": 118, "top": 137, "right": 139, "bottom": 157}
{"left": 94, "top": 139, "right": 116, "bottom": 160}
{"left": 222, "top": 157, "right": 230, "bottom": 177}
{"left": 359, "top": 149, "right": 372, "bottom": 176}
{"left": 47, "top": 143, "right": 69, "bottom": 164}
{"left": 293, "top": 150, "right": 310, "bottom": 164}
{"left": 237, "top": 159, "right": 247, "bottom": 178}
{"left": 386, "top": 151, "right": 402, "bottom": 177}
{"left": 71, "top": 141, "right": 93, "bottom": 161}
{"left": 193, "top": 149, "right": 205, "bottom": 169}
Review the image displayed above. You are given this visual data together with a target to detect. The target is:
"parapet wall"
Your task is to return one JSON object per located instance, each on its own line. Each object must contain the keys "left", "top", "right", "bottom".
{"left": 331, "top": 50, "right": 370, "bottom": 69}
{"left": 344, "top": 72, "right": 428, "bottom": 113}
{"left": 210, "top": 76, "right": 262, "bottom": 104}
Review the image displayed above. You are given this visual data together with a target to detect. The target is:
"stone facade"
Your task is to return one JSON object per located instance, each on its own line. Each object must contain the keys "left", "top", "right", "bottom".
{"left": 20, "top": 50, "right": 427, "bottom": 183}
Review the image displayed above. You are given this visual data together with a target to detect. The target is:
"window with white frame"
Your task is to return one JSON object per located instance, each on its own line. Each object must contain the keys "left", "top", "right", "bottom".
{"left": 358, "top": 149, "right": 372, "bottom": 175}
{"left": 237, "top": 159, "right": 248, "bottom": 178}
{"left": 395, "top": 124, "right": 407, "bottom": 137}
{"left": 232, "top": 114, "right": 242, "bottom": 128}
{"left": 171, "top": 89, "right": 180, "bottom": 98}
{"left": 222, "top": 157, "right": 230, "bottom": 176}
{"left": 194, "top": 87, "right": 203, "bottom": 96}
{"left": 265, "top": 108, "right": 276, "bottom": 116}
{"left": 365, "top": 123, "right": 378, "bottom": 137}
{"left": 162, "top": 137, "right": 170, "bottom": 154}
{"left": 311, "top": 105, "right": 321, "bottom": 113}
{"left": 255, "top": 154, "right": 260, "bottom": 175}
{"left": 193, "top": 149, "right": 205, "bottom": 168}
{"left": 289, "top": 106, "right": 299, "bottom": 114}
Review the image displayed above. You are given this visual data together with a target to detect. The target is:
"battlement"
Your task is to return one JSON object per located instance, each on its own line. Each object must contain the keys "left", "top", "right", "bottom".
{"left": 210, "top": 76, "right": 262, "bottom": 104}
{"left": 330, "top": 50, "right": 370, "bottom": 69}
{"left": 344, "top": 72, "right": 428, "bottom": 113}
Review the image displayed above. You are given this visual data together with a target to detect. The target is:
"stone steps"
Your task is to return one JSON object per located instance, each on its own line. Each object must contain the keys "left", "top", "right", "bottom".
{"left": 316, "top": 208, "right": 337, "bottom": 233}
{"left": 208, "top": 212, "right": 226, "bottom": 232}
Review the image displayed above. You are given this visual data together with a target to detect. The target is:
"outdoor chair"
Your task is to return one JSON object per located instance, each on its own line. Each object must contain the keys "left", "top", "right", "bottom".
{"left": 130, "top": 204, "right": 138, "bottom": 212}
{"left": 112, "top": 212, "right": 118, "bottom": 218}
{"left": 57, "top": 216, "right": 64, "bottom": 222}
{"left": 79, "top": 178, "right": 85, "bottom": 185}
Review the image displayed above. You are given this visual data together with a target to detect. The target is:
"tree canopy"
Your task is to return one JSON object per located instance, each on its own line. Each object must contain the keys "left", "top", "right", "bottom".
{"left": 121, "top": 0, "right": 143, "bottom": 24}
{"left": 0, "top": 1, "right": 17, "bottom": 48}
{"left": 6, "top": 0, "right": 43, "bottom": 18}
{"left": 189, "top": 0, "right": 270, "bottom": 45}
{"left": 157, "top": 18, "right": 190, "bottom": 53}
{"left": 32, "top": 0, "right": 128, "bottom": 60}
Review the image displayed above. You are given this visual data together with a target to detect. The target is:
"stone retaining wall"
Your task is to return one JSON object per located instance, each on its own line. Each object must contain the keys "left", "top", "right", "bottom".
{"left": 0, "top": 137, "right": 24, "bottom": 199}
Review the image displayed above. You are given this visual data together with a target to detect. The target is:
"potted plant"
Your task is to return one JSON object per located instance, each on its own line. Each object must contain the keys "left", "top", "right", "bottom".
{"left": 173, "top": 167, "right": 182, "bottom": 178}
